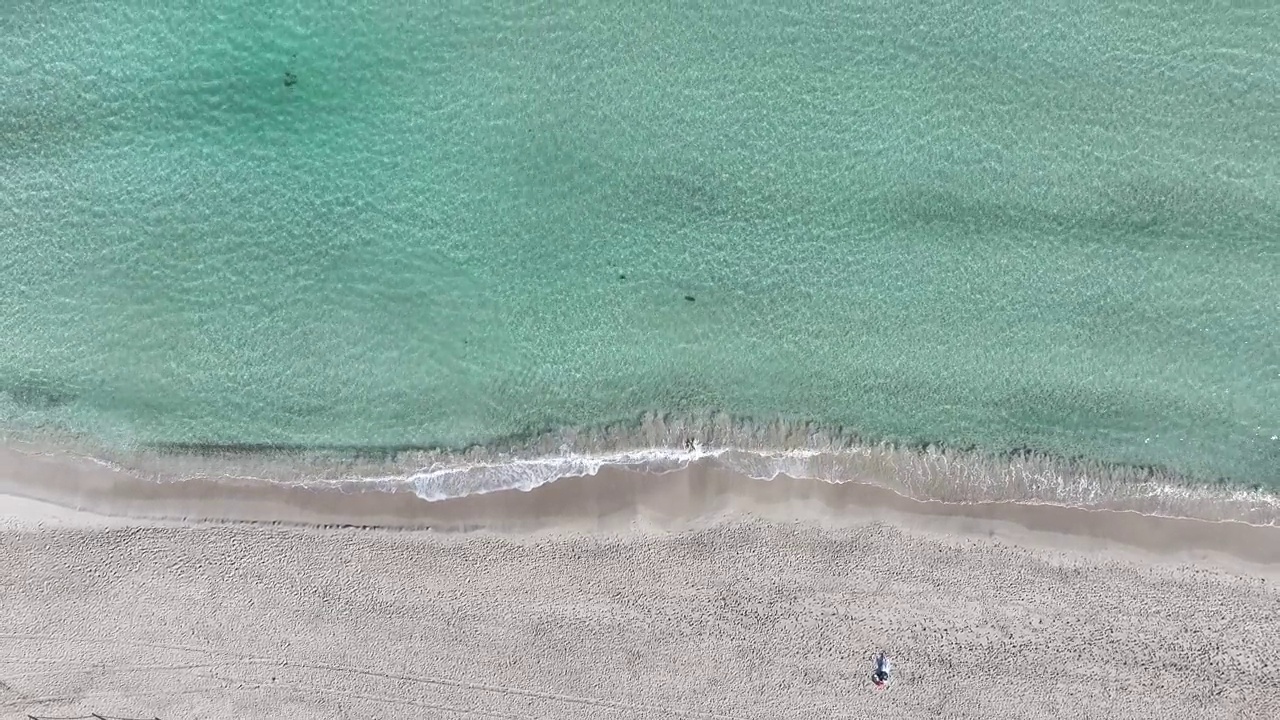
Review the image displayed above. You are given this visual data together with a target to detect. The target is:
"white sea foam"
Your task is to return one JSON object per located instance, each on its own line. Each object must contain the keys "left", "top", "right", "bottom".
{"left": 403, "top": 444, "right": 724, "bottom": 500}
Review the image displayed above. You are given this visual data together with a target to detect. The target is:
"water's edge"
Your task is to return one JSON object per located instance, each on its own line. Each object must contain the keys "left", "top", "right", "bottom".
{"left": 10, "top": 412, "right": 1277, "bottom": 526}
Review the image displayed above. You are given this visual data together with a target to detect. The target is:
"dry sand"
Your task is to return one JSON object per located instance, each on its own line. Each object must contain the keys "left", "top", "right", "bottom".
{"left": 2, "top": 447, "right": 1279, "bottom": 719}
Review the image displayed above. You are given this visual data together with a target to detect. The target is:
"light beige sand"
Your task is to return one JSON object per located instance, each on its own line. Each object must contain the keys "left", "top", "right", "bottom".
{"left": 2, "top": 448, "right": 1279, "bottom": 719}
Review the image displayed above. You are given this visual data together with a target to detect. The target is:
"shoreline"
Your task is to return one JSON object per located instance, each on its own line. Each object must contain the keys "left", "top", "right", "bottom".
{"left": 4, "top": 422, "right": 1279, "bottom": 527}
{"left": 3, "top": 443, "right": 1279, "bottom": 576}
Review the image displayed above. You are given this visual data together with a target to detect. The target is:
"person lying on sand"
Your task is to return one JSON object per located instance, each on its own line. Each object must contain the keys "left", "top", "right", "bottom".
{"left": 872, "top": 652, "right": 893, "bottom": 690}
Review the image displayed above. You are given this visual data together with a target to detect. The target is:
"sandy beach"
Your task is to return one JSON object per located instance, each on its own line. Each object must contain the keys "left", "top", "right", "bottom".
{"left": 2, "top": 448, "right": 1279, "bottom": 719}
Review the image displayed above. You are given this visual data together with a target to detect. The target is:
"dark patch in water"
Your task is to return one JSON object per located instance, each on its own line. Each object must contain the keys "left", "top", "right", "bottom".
{"left": 144, "top": 423, "right": 561, "bottom": 462}
{"left": 279, "top": 399, "right": 332, "bottom": 419}
{"left": 626, "top": 170, "right": 758, "bottom": 225}
{"left": 880, "top": 178, "right": 1277, "bottom": 245}
{"left": 883, "top": 437, "right": 1206, "bottom": 485}
{"left": 651, "top": 173, "right": 722, "bottom": 217}
{"left": 4, "top": 377, "right": 76, "bottom": 409}
{"left": 284, "top": 54, "right": 298, "bottom": 88}
{"left": 148, "top": 441, "right": 439, "bottom": 461}
{"left": 684, "top": 295, "right": 696, "bottom": 302}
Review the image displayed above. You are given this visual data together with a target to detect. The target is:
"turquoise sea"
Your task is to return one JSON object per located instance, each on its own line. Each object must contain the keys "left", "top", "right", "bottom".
{"left": 2, "top": 1, "right": 1277, "bottom": 512}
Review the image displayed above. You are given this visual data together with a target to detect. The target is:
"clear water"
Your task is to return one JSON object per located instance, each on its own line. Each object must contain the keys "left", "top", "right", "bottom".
{"left": 2, "top": 0, "right": 1277, "bottom": 491}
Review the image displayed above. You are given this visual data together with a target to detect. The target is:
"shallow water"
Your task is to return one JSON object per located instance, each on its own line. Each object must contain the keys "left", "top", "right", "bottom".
{"left": 1, "top": 1, "right": 1277, "bottom": 493}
